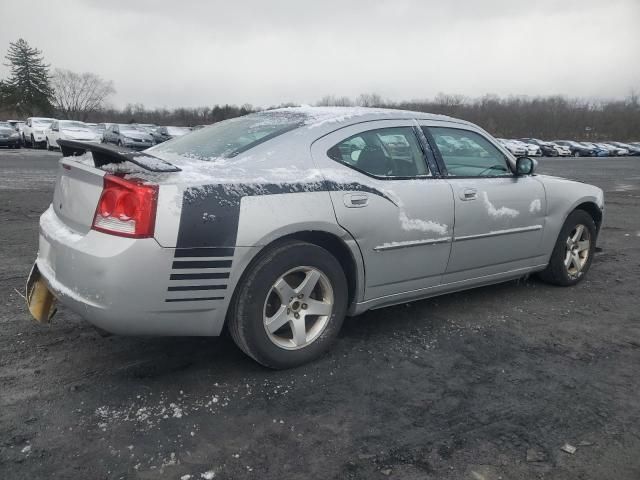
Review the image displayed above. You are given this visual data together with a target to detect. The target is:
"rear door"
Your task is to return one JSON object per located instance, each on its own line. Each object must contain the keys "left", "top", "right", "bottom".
{"left": 311, "top": 120, "right": 454, "bottom": 300}
{"left": 422, "top": 124, "right": 547, "bottom": 282}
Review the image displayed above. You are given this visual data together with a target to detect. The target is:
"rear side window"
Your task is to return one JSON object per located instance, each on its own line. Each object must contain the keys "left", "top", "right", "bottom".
{"left": 327, "top": 127, "right": 429, "bottom": 178}
{"left": 426, "top": 127, "right": 510, "bottom": 177}
{"left": 149, "top": 112, "right": 305, "bottom": 160}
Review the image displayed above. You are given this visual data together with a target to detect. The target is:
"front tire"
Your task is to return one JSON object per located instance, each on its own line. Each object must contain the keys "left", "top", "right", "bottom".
{"left": 538, "top": 210, "right": 596, "bottom": 286}
{"left": 228, "top": 240, "right": 348, "bottom": 369}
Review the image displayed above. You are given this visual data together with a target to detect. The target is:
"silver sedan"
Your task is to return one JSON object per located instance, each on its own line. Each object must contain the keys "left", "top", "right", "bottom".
{"left": 26, "top": 107, "right": 604, "bottom": 368}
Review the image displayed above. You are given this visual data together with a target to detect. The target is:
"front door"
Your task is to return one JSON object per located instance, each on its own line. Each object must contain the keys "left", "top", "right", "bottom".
{"left": 311, "top": 120, "right": 455, "bottom": 300}
{"left": 422, "top": 125, "right": 547, "bottom": 282}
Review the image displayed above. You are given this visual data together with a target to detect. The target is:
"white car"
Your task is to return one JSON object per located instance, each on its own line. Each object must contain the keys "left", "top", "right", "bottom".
{"left": 45, "top": 120, "right": 102, "bottom": 150}
{"left": 23, "top": 117, "right": 56, "bottom": 148}
{"left": 497, "top": 138, "right": 527, "bottom": 157}
{"left": 518, "top": 141, "right": 542, "bottom": 157}
{"left": 550, "top": 143, "right": 571, "bottom": 157}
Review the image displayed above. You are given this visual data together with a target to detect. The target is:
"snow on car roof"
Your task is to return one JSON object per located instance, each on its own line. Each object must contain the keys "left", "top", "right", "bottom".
{"left": 267, "top": 106, "right": 462, "bottom": 129}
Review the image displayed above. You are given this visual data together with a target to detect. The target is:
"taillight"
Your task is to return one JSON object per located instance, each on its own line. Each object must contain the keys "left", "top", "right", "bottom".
{"left": 92, "top": 174, "right": 158, "bottom": 238}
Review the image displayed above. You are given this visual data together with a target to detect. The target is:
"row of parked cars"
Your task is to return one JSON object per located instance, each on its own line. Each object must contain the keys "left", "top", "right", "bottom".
{"left": 497, "top": 138, "right": 640, "bottom": 157}
{"left": 0, "top": 117, "right": 194, "bottom": 151}
{"left": 2, "top": 117, "right": 640, "bottom": 157}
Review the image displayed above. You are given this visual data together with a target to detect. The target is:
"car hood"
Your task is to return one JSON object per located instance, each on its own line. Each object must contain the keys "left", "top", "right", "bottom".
{"left": 121, "top": 131, "right": 152, "bottom": 140}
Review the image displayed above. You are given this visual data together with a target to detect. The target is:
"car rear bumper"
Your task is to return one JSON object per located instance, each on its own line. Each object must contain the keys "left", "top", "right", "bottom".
{"left": 33, "top": 205, "right": 237, "bottom": 336}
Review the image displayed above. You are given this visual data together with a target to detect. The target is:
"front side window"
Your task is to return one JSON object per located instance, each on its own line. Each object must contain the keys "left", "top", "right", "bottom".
{"left": 426, "top": 127, "right": 511, "bottom": 177}
{"left": 327, "top": 127, "right": 429, "bottom": 178}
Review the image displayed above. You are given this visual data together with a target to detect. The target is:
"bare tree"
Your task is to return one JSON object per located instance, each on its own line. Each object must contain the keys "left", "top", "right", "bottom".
{"left": 51, "top": 69, "right": 115, "bottom": 120}
{"left": 316, "top": 95, "right": 353, "bottom": 107}
{"left": 355, "top": 93, "right": 384, "bottom": 107}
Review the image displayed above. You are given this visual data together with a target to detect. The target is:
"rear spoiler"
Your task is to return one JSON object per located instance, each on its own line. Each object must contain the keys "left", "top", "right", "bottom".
{"left": 57, "top": 139, "right": 181, "bottom": 173}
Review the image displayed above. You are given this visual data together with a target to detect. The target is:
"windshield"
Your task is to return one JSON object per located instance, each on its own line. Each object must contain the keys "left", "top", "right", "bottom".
{"left": 33, "top": 119, "right": 54, "bottom": 127}
{"left": 166, "top": 126, "right": 191, "bottom": 135}
{"left": 149, "top": 112, "right": 305, "bottom": 160}
{"left": 60, "top": 121, "right": 88, "bottom": 130}
{"left": 119, "top": 124, "right": 144, "bottom": 133}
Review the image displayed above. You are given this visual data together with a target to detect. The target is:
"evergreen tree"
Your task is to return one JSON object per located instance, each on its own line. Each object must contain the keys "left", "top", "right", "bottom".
{"left": 3, "top": 38, "right": 54, "bottom": 115}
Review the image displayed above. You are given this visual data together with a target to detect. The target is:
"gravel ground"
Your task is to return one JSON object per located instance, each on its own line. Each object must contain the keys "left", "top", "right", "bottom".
{"left": 1, "top": 149, "right": 639, "bottom": 480}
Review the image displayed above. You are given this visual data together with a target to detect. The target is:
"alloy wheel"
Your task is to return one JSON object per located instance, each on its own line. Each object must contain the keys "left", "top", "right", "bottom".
{"left": 564, "top": 224, "right": 591, "bottom": 279}
{"left": 263, "top": 266, "right": 334, "bottom": 350}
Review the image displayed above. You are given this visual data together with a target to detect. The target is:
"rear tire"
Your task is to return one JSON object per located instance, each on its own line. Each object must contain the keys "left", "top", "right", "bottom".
{"left": 228, "top": 240, "right": 348, "bottom": 369}
{"left": 538, "top": 210, "right": 596, "bottom": 286}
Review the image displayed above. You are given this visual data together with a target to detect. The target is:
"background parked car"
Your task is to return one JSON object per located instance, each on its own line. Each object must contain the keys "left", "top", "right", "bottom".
{"left": 607, "top": 142, "right": 639, "bottom": 155}
{"left": 94, "top": 123, "right": 113, "bottom": 141}
{"left": 497, "top": 138, "right": 527, "bottom": 157}
{"left": 102, "top": 123, "right": 155, "bottom": 150}
{"left": 7, "top": 120, "right": 25, "bottom": 140}
{"left": 596, "top": 143, "right": 626, "bottom": 156}
{"left": 23, "top": 117, "right": 56, "bottom": 148}
{"left": 154, "top": 126, "right": 192, "bottom": 143}
{"left": 579, "top": 142, "right": 610, "bottom": 157}
{"left": 548, "top": 142, "right": 571, "bottom": 157}
{"left": 45, "top": 120, "right": 102, "bottom": 150}
{"left": 552, "top": 140, "right": 596, "bottom": 157}
{"left": 515, "top": 140, "right": 542, "bottom": 157}
{"left": 520, "top": 138, "right": 558, "bottom": 156}
{"left": 0, "top": 121, "right": 22, "bottom": 148}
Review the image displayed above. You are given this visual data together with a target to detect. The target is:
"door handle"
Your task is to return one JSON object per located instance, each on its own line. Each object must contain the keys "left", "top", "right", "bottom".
{"left": 344, "top": 193, "right": 369, "bottom": 208}
{"left": 460, "top": 188, "right": 477, "bottom": 201}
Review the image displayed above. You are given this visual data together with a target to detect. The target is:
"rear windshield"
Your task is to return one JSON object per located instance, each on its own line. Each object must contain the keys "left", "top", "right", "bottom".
{"left": 148, "top": 112, "right": 305, "bottom": 160}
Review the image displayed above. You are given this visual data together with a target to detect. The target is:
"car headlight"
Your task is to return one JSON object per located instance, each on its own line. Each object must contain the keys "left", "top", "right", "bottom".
{"left": 10, "top": 132, "right": 19, "bottom": 138}
{"left": 123, "top": 137, "right": 134, "bottom": 142}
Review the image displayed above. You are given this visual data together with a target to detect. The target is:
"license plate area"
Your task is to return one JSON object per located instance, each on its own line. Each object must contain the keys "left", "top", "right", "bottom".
{"left": 26, "top": 262, "right": 57, "bottom": 323}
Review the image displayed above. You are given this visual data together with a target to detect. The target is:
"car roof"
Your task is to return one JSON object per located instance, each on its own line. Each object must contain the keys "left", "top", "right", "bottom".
{"left": 262, "top": 106, "right": 473, "bottom": 131}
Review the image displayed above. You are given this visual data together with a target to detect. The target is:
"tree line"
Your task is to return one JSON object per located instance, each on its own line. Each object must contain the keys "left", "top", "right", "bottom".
{"left": 1, "top": 39, "right": 638, "bottom": 140}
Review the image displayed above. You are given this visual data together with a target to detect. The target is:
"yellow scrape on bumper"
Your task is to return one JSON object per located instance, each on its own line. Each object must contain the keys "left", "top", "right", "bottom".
{"left": 26, "top": 263, "right": 57, "bottom": 323}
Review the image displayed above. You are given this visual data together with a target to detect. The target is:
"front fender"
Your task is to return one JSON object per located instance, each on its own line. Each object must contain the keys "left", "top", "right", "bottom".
{"left": 538, "top": 175, "right": 604, "bottom": 257}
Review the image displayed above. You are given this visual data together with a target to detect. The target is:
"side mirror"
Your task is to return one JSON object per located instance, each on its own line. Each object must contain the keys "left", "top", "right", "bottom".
{"left": 515, "top": 157, "right": 536, "bottom": 176}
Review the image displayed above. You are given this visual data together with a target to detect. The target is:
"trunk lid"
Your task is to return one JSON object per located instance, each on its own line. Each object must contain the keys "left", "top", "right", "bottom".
{"left": 51, "top": 141, "right": 181, "bottom": 235}
{"left": 52, "top": 159, "right": 106, "bottom": 234}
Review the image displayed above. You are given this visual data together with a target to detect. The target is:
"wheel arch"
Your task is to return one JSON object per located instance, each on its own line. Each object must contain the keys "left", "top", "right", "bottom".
{"left": 574, "top": 201, "right": 603, "bottom": 235}
{"left": 227, "top": 228, "right": 364, "bottom": 328}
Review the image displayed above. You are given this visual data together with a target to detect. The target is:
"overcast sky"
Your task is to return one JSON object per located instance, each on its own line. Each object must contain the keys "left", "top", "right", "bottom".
{"left": 1, "top": 0, "right": 638, "bottom": 108}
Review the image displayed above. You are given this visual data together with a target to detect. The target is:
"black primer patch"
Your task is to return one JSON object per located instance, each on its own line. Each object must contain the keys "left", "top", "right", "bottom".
{"left": 176, "top": 180, "right": 395, "bottom": 248}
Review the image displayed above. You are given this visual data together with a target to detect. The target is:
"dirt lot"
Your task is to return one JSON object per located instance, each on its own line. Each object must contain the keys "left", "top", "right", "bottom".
{"left": 1, "top": 149, "right": 639, "bottom": 480}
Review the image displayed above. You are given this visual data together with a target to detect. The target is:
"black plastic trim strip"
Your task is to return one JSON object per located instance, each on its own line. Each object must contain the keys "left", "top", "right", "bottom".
{"left": 172, "top": 260, "right": 232, "bottom": 269}
{"left": 174, "top": 247, "right": 235, "bottom": 258}
{"left": 165, "top": 296, "right": 224, "bottom": 302}
{"left": 170, "top": 272, "right": 230, "bottom": 280}
{"left": 167, "top": 285, "right": 227, "bottom": 291}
